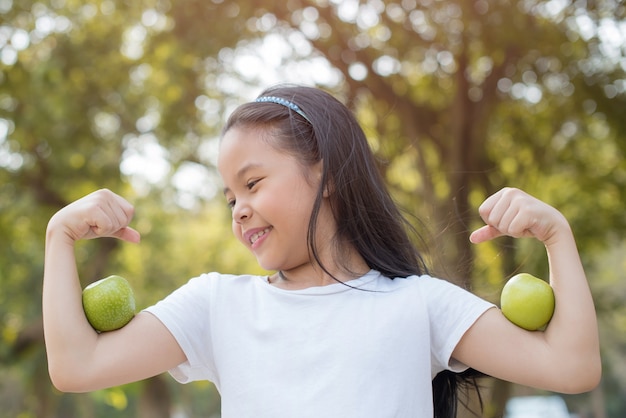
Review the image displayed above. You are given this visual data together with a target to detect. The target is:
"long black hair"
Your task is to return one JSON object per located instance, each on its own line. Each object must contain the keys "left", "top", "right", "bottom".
{"left": 222, "top": 85, "right": 482, "bottom": 418}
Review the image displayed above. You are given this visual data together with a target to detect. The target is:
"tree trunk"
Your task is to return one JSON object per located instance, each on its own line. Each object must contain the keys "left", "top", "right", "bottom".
{"left": 138, "top": 375, "right": 172, "bottom": 418}
{"left": 590, "top": 385, "right": 607, "bottom": 418}
{"left": 487, "top": 379, "right": 512, "bottom": 418}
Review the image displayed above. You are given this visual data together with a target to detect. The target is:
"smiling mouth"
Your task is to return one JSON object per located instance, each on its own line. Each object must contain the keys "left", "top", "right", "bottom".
{"left": 250, "top": 227, "right": 271, "bottom": 245}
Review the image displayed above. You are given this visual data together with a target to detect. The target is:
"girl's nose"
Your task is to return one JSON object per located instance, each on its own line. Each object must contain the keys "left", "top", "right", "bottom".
{"left": 232, "top": 201, "right": 251, "bottom": 223}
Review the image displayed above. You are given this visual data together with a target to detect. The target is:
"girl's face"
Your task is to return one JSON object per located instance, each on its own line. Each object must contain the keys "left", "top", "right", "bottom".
{"left": 218, "top": 126, "right": 332, "bottom": 273}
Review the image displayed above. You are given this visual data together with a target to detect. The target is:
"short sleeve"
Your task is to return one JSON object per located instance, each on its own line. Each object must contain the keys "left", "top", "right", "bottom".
{"left": 143, "top": 273, "right": 218, "bottom": 383}
{"left": 418, "top": 276, "right": 495, "bottom": 377}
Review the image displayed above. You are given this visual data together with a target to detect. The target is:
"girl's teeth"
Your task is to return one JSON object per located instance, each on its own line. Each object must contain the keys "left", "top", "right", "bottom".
{"left": 251, "top": 228, "right": 270, "bottom": 244}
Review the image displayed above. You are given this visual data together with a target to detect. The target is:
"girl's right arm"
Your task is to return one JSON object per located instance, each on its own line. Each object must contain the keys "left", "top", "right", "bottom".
{"left": 43, "top": 189, "right": 186, "bottom": 392}
{"left": 454, "top": 188, "right": 600, "bottom": 393}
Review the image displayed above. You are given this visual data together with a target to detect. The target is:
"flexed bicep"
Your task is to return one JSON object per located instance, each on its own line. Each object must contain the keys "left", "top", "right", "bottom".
{"left": 452, "top": 308, "right": 588, "bottom": 394}
{"left": 53, "top": 312, "right": 187, "bottom": 392}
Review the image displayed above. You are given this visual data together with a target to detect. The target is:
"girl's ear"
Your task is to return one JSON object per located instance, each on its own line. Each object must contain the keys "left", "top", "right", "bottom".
{"left": 313, "top": 160, "right": 333, "bottom": 198}
{"left": 323, "top": 183, "right": 333, "bottom": 198}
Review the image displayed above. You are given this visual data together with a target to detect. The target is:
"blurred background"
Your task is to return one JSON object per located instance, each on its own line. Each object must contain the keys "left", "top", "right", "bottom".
{"left": 1, "top": 0, "right": 625, "bottom": 417}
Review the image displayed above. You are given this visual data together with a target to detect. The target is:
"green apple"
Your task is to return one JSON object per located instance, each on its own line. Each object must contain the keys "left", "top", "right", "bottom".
{"left": 500, "top": 273, "right": 555, "bottom": 331}
{"left": 82, "top": 275, "right": 136, "bottom": 332}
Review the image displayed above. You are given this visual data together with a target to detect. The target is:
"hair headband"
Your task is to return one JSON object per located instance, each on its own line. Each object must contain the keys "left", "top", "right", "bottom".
{"left": 255, "top": 96, "right": 311, "bottom": 123}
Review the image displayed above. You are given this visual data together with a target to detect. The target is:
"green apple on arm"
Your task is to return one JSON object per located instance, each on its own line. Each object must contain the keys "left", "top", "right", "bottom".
{"left": 82, "top": 275, "right": 136, "bottom": 333}
{"left": 500, "top": 272, "right": 555, "bottom": 331}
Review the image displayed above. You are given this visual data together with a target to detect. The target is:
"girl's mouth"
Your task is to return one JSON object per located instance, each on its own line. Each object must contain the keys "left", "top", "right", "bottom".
{"left": 250, "top": 227, "right": 272, "bottom": 245}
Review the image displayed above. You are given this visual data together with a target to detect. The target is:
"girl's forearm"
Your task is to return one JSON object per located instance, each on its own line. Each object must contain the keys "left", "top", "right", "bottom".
{"left": 543, "top": 225, "right": 601, "bottom": 391}
{"left": 42, "top": 225, "right": 99, "bottom": 391}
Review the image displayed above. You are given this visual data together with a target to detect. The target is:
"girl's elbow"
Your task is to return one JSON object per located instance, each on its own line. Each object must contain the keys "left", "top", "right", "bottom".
{"left": 48, "top": 364, "right": 92, "bottom": 393}
{"left": 561, "top": 374, "right": 601, "bottom": 394}
{"left": 580, "top": 353, "right": 602, "bottom": 392}
{"left": 580, "top": 359, "right": 602, "bottom": 393}
{"left": 560, "top": 356, "right": 602, "bottom": 394}
{"left": 49, "top": 371, "right": 77, "bottom": 393}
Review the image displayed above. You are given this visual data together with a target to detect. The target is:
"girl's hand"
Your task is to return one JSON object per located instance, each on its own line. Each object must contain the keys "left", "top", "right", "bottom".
{"left": 469, "top": 187, "right": 569, "bottom": 247}
{"left": 48, "top": 189, "right": 140, "bottom": 244}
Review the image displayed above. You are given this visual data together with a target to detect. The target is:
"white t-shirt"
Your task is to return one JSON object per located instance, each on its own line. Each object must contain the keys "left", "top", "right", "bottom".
{"left": 145, "top": 270, "right": 494, "bottom": 417}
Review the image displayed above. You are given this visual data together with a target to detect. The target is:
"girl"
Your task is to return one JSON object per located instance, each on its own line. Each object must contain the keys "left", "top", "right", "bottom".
{"left": 43, "top": 85, "right": 600, "bottom": 417}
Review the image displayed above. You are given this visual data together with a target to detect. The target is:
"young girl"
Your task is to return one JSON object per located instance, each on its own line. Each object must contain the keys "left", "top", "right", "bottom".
{"left": 43, "top": 85, "right": 600, "bottom": 417}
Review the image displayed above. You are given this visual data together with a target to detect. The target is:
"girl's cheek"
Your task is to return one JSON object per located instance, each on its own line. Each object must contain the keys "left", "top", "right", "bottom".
{"left": 232, "top": 222, "right": 244, "bottom": 244}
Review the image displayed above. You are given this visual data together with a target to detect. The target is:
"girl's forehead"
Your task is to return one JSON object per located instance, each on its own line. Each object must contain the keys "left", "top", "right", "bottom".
{"left": 219, "top": 125, "right": 274, "bottom": 151}
{"left": 220, "top": 126, "right": 257, "bottom": 153}
{"left": 218, "top": 126, "right": 284, "bottom": 172}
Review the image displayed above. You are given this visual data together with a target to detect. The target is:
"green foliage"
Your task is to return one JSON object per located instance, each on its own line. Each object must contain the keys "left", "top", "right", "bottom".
{"left": 1, "top": 0, "right": 625, "bottom": 416}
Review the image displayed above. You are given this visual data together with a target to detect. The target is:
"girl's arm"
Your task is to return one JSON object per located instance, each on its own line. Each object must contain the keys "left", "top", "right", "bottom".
{"left": 453, "top": 187, "right": 601, "bottom": 393}
{"left": 43, "top": 189, "right": 186, "bottom": 392}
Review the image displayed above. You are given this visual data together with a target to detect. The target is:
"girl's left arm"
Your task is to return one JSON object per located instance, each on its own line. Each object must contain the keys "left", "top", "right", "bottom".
{"left": 453, "top": 187, "right": 601, "bottom": 393}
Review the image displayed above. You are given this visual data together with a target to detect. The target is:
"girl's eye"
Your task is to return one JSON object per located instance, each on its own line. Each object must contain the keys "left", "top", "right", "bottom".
{"left": 246, "top": 179, "right": 260, "bottom": 190}
{"left": 226, "top": 179, "right": 261, "bottom": 209}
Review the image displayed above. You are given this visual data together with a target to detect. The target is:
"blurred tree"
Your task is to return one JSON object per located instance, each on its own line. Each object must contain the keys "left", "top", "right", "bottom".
{"left": 1, "top": 0, "right": 625, "bottom": 417}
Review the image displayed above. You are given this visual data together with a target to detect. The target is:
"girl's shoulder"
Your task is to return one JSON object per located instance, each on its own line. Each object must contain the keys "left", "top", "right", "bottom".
{"left": 376, "top": 273, "right": 492, "bottom": 308}
{"left": 178, "top": 271, "right": 475, "bottom": 302}
{"left": 182, "top": 271, "right": 267, "bottom": 290}
{"left": 157, "top": 272, "right": 267, "bottom": 303}
{"left": 375, "top": 272, "right": 459, "bottom": 292}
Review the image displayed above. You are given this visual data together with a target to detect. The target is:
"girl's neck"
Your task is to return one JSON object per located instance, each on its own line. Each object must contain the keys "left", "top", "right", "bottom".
{"left": 269, "top": 251, "right": 370, "bottom": 290}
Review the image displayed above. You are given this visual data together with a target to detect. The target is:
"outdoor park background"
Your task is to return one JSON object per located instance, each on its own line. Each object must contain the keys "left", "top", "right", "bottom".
{"left": 1, "top": 0, "right": 625, "bottom": 417}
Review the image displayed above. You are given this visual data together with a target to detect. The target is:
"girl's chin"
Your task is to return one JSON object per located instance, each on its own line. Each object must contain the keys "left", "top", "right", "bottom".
{"left": 254, "top": 258, "right": 280, "bottom": 272}
{"left": 255, "top": 258, "right": 296, "bottom": 274}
